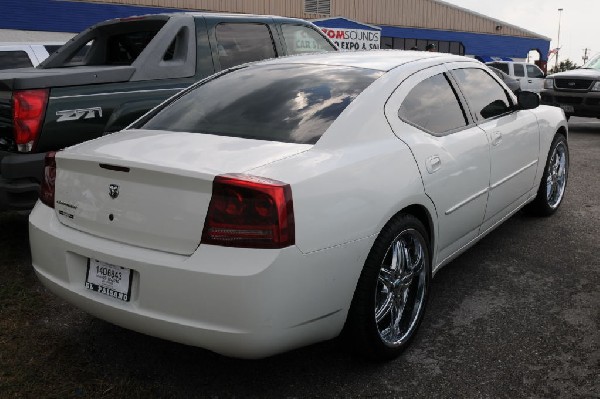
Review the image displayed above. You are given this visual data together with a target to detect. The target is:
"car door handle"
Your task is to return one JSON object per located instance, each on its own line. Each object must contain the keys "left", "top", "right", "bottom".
{"left": 528, "top": 79, "right": 533, "bottom": 83}
{"left": 492, "top": 131, "right": 503, "bottom": 146}
{"left": 426, "top": 155, "right": 441, "bottom": 174}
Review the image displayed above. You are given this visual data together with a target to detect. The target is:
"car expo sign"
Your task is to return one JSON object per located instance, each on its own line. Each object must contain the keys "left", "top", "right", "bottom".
{"left": 321, "top": 28, "right": 380, "bottom": 51}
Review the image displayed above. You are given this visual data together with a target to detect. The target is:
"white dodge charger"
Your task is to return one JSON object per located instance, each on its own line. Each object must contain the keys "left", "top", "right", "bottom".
{"left": 29, "top": 51, "right": 569, "bottom": 360}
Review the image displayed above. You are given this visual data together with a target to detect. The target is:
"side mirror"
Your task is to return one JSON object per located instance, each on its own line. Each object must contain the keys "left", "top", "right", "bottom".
{"left": 517, "top": 91, "right": 540, "bottom": 110}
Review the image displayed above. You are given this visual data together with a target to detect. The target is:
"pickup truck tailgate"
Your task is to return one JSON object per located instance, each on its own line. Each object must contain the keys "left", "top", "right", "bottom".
{"left": 0, "top": 66, "right": 135, "bottom": 91}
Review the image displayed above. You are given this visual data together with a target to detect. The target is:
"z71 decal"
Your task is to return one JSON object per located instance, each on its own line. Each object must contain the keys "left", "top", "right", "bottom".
{"left": 56, "top": 107, "right": 103, "bottom": 122}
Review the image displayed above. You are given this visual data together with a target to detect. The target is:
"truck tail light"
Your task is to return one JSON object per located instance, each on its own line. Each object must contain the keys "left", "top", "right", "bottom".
{"left": 13, "top": 89, "right": 49, "bottom": 152}
{"left": 201, "top": 174, "right": 295, "bottom": 249}
{"left": 40, "top": 151, "right": 57, "bottom": 208}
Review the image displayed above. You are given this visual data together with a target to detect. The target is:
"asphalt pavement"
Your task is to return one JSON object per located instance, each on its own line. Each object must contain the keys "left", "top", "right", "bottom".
{"left": 1, "top": 118, "right": 598, "bottom": 398}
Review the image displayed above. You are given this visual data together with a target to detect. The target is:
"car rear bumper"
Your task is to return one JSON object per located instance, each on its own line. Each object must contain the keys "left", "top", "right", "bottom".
{"left": 0, "top": 151, "right": 45, "bottom": 211}
{"left": 540, "top": 90, "right": 600, "bottom": 117}
{"left": 29, "top": 202, "right": 371, "bottom": 358}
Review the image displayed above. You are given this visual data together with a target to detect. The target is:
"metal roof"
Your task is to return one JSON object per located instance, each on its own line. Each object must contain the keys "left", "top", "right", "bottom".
{"left": 433, "top": 0, "right": 550, "bottom": 40}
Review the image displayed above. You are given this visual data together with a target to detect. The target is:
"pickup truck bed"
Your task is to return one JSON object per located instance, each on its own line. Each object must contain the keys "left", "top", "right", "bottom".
{"left": 0, "top": 12, "right": 336, "bottom": 210}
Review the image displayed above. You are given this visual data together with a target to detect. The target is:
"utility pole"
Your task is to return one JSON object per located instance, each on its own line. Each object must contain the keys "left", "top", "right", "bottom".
{"left": 583, "top": 48, "right": 591, "bottom": 64}
{"left": 555, "top": 8, "right": 563, "bottom": 70}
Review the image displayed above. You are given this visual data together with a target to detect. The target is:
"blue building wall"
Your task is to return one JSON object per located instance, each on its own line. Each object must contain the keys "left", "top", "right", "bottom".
{"left": 0, "top": 0, "right": 182, "bottom": 34}
{"left": 1, "top": 0, "right": 549, "bottom": 60}
{"left": 314, "top": 18, "right": 549, "bottom": 61}
{"left": 380, "top": 25, "right": 549, "bottom": 61}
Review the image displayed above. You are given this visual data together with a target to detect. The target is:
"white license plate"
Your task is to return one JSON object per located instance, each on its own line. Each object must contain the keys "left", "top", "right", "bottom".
{"left": 559, "top": 105, "right": 574, "bottom": 113}
{"left": 85, "top": 259, "right": 132, "bottom": 302}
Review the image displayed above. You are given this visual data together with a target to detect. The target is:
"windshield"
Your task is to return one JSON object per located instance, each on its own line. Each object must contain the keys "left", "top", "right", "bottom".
{"left": 582, "top": 53, "right": 600, "bottom": 69}
{"left": 140, "top": 63, "right": 382, "bottom": 144}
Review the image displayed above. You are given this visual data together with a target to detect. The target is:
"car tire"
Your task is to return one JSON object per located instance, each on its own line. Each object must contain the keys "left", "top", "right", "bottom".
{"left": 526, "top": 133, "right": 569, "bottom": 216}
{"left": 345, "top": 214, "right": 431, "bottom": 360}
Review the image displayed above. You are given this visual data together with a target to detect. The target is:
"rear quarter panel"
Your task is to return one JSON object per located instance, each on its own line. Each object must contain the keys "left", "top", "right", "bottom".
{"left": 256, "top": 130, "right": 427, "bottom": 255}
{"left": 248, "top": 114, "right": 430, "bottom": 323}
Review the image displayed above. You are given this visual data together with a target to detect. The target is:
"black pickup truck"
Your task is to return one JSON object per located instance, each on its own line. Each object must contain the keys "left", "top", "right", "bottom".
{"left": 540, "top": 53, "right": 600, "bottom": 119}
{"left": 0, "top": 12, "right": 336, "bottom": 210}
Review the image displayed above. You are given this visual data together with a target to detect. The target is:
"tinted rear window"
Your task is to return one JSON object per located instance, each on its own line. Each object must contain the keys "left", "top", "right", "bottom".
{"left": 141, "top": 64, "right": 382, "bottom": 144}
{"left": 107, "top": 31, "right": 158, "bottom": 65}
{"left": 49, "top": 19, "right": 166, "bottom": 67}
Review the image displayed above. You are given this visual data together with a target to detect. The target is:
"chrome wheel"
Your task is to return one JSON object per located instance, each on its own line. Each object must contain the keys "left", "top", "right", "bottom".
{"left": 346, "top": 214, "right": 430, "bottom": 360}
{"left": 526, "top": 134, "right": 569, "bottom": 216}
{"left": 375, "top": 228, "right": 427, "bottom": 347}
{"left": 545, "top": 141, "right": 567, "bottom": 209}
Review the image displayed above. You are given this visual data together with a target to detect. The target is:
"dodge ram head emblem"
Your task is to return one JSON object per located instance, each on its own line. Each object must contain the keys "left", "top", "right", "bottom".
{"left": 109, "top": 184, "right": 119, "bottom": 199}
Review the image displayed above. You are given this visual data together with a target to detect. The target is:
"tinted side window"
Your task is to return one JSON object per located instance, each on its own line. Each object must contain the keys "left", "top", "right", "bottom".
{"left": 488, "top": 67, "right": 508, "bottom": 80}
{"left": 513, "top": 63, "right": 525, "bottom": 77}
{"left": 398, "top": 73, "right": 467, "bottom": 135}
{"left": 216, "top": 23, "right": 276, "bottom": 70}
{"left": 65, "top": 41, "right": 93, "bottom": 65}
{"left": 163, "top": 28, "right": 189, "bottom": 62}
{"left": 453, "top": 68, "right": 513, "bottom": 121}
{"left": 489, "top": 62, "right": 509, "bottom": 74}
{"left": 526, "top": 64, "right": 544, "bottom": 78}
{"left": 281, "top": 25, "right": 337, "bottom": 54}
{"left": 0, "top": 51, "right": 33, "bottom": 69}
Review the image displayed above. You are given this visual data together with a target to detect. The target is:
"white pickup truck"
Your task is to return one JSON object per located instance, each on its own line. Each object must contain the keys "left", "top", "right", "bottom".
{"left": 0, "top": 42, "right": 64, "bottom": 69}
{"left": 486, "top": 61, "right": 546, "bottom": 93}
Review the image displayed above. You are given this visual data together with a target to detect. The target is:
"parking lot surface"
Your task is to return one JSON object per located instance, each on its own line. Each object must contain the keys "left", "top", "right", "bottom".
{"left": 1, "top": 119, "right": 598, "bottom": 398}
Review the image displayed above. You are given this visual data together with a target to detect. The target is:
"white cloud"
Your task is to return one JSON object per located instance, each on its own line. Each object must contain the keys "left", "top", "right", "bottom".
{"left": 442, "top": 0, "right": 598, "bottom": 65}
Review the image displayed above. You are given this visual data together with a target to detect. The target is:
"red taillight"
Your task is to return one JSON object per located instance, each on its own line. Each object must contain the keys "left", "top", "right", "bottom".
{"left": 13, "top": 89, "right": 49, "bottom": 152}
{"left": 40, "top": 151, "right": 57, "bottom": 208}
{"left": 201, "top": 174, "right": 295, "bottom": 249}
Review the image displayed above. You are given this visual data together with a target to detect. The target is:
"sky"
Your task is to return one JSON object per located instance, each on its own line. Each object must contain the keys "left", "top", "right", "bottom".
{"left": 440, "top": 0, "right": 598, "bottom": 65}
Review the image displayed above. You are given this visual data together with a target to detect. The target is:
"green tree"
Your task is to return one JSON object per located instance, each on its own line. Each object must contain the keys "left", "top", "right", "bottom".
{"left": 549, "top": 59, "right": 579, "bottom": 74}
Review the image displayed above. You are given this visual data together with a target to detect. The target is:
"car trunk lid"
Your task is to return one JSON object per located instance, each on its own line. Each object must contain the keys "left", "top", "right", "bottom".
{"left": 53, "top": 129, "right": 311, "bottom": 255}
